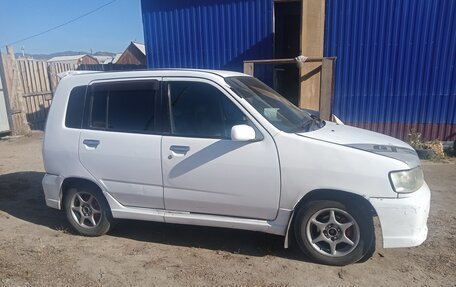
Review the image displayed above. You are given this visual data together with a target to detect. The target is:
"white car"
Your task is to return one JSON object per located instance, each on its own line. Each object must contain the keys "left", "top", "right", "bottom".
{"left": 42, "top": 69, "right": 430, "bottom": 265}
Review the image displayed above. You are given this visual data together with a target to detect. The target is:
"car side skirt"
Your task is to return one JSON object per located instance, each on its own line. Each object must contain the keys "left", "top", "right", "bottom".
{"left": 106, "top": 191, "right": 290, "bottom": 236}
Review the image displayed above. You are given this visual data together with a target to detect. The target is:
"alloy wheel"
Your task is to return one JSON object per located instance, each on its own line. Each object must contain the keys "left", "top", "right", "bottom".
{"left": 305, "top": 208, "right": 360, "bottom": 257}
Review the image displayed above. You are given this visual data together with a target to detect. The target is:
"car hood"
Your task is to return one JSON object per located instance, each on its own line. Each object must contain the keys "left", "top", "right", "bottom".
{"left": 296, "top": 122, "right": 420, "bottom": 167}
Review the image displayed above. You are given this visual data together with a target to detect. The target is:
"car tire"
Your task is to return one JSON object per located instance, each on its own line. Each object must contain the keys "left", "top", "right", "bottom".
{"left": 64, "top": 186, "right": 113, "bottom": 236}
{"left": 294, "top": 199, "right": 374, "bottom": 266}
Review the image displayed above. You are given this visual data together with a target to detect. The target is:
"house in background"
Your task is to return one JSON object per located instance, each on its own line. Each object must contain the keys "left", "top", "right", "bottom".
{"left": 140, "top": 0, "right": 455, "bottom": 141}
{"left": 102, "top": 53, "right": 122, "bottom": 64}
{"left": 47, "top": 54, "right": 99, "bottom": 65}
{"left": 93, "top": 55, "right": 114, "bottom": 64}
{"left": 116, "top": 42, "right": 146, "bottom": 65}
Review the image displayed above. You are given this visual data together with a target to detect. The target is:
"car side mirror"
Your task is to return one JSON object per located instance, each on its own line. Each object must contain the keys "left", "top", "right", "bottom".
{"left": 231, "top": 125, "right": 256, "bottom": 142}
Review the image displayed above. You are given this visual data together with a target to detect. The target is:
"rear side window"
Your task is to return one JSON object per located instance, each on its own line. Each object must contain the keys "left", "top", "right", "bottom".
{"left": 65, "top": 86, "right": 87, "bottom": 129}
{"left": 88, "top": 80, "right": 159, "bottom": 134}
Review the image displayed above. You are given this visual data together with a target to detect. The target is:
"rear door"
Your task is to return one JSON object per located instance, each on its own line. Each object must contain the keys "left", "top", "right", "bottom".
{"left": 79, "top": 79, "right": 165, "bottom": 209}
{"left": 161, "top": 78, "right": 281, "bottom": 220}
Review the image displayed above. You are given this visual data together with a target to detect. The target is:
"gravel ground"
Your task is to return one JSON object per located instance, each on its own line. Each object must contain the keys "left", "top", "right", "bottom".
{"left": 0, "top": 132, "right": 455, "bottom": 287}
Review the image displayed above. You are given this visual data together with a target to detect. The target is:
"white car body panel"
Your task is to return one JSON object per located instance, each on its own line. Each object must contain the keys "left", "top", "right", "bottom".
{"left": 370, "top": 182, "right": 430, "bottom": 248}
{"left": 301, "top": 121, "right": 411, "bottom": 148}
{"left": 162, "top": 136, "right": 280, "bottom": 220}
{"left": 41, "top": 69, "right": 430, "bottom": 250}
{"left": 273, "top": 131, "right": 409, "bottom": 209}
{"left": 78, "top": 130, "right": 164, "bottom": 209}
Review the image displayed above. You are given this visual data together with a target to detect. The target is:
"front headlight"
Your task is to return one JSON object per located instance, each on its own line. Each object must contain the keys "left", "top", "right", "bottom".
{"left": 389, "top": 166, "right": 424, "bottom": 193}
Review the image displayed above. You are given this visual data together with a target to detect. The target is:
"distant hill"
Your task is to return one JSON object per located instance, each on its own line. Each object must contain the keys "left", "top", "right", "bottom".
{"left": 15, "top": 51, "right": 117, "bottom": 60}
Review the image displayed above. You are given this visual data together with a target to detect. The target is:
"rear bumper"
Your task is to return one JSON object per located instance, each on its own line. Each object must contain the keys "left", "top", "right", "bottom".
{"left": 370, "top": 182, "right": 430, "bottom": 248}
{"left": 42, "top": 173, "right": 63, "bottom": 210}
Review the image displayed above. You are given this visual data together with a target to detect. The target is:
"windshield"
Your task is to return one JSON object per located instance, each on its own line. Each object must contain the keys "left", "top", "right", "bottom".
{"left": 225, "top": 76, "right": 324, "bottom": 133}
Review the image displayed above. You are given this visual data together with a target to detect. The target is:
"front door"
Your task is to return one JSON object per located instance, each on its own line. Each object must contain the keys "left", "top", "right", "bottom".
{"left": 79, "top": 79, "right": 164, "bottom": 209}
{"left": 161, "top": 78, "right": 281, "bottom": 220}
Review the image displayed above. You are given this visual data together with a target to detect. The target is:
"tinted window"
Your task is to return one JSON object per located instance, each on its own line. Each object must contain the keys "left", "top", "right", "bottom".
{"left": 89, "top": 81, "right": 158, "bottom": 133}
{"left": 168, "top": 81, "right": 248, "bottom": 138}
{"left": 91, "top": 92, "right": 107, "bottom": 129}
{"left": 65, "top": 86, "right": 87, "bottom": 128}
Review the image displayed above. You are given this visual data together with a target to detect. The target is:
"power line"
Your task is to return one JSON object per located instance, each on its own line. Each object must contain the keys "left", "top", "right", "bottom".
{"left": 4, "top": 0, "right": 117, "bottom": 47}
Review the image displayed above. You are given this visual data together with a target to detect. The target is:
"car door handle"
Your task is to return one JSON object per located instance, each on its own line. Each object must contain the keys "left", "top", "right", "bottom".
{"left": 169, "top": 145, "right": 190, "bottom": 155}
{"left": 83, "top": 139, "right": 100, "bottom": 148}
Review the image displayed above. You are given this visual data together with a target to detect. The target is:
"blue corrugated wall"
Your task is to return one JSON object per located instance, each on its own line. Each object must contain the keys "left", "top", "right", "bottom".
{"left": 141, "top": 0, "right": 273, "bottom": 82}
{"left": 324, "top": 0, "right": 456, "bottom": 140}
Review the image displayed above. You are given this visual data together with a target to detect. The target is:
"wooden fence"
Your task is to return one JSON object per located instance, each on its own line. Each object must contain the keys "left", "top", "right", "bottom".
{"left": 0, "top": 46, "right": 144, "bottom": 133}
{"left": 13, "top": 59, "right": 79, "bottom": 130}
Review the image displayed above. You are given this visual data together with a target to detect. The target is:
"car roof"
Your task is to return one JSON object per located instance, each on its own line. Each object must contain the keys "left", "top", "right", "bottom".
{"left": 60, "top": 68, "right": 249, "bottom": 80}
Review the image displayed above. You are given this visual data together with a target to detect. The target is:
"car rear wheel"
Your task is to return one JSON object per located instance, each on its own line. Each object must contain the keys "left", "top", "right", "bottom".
{"left": 64, "top": 187, "right": 113, "bottom": 236}
{"left": 294, "top": 199, "right": 374, "bottom": 266}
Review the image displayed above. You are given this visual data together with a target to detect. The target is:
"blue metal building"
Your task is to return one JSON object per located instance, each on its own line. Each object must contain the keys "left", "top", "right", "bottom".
{"left": 141, "top": 0, "right": 455, "bottom": 140}
{"left": 141, "top": 0, "right": 274, "bottom": 83}
{"left": 324, "top": 0, "right": 456, "bottom": 140}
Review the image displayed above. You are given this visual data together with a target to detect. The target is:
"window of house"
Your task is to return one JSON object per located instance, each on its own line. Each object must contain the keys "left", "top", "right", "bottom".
{"left": 167, "top": 81, "right": 248, "bottom": 139}
{"left": 89, "top": 81, "right": 158, "bottom": 133}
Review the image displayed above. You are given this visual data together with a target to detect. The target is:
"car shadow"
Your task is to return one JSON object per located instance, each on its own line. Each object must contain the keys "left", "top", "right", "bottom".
{"left": 0, "top": 171, "right": 310, "bottom": 262}
{"left": 0, "top": 171, "right": 69, "bottom": 230}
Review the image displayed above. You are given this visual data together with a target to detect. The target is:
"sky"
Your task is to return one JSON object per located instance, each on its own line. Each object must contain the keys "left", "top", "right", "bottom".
{"left": 0, "top": 0, "right": 144, "bottom": 55}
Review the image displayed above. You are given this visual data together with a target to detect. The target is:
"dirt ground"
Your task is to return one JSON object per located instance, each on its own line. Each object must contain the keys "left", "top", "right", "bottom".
{"left": 0, "top": 132, "right": 454, "bottom": 287}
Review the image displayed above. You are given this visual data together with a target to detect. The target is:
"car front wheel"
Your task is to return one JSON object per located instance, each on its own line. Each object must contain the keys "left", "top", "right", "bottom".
{"left": 294, "top": 199, "right": 374, "bottom": 266}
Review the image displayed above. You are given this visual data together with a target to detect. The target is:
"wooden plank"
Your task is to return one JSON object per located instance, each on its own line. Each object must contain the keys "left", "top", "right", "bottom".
{"left": 23, "top": 91, "right": 53, "bottom": 97}
{"left": 319, "top": 58, "right": 335, "bottom": 120}
{"left": 24, "top": 60, "right": 32, "bottom": 94}
{"left": 26, "top": 96, "right": 32, "bottom": 118}
{"left": 21, "top": 61, "right": 29, "bottom": 94}
{"left": 37, "top": 94, "right": 46, "bottom": 128}
{"left": 36, "top": 61, "right": 46, "bottom": 91}
{"left": 44, "top": 62, "right": 51, "bottom": 92}
{"left": 25, "top": 60, "right": 34, "bottom": 93}
{"left": 40, "top": 61, "right": 47, "bottom": 92}
{"left": 41, "top": 62, "right": 49, "bottom": 92}
{"left": 29, "top": 60, "right": 37, "bottom": 92}
{"left": 243, "top": 62, "right": 254, "bottom": 76}
{"left": 37, "top": 61, "right": 46, "bottom": 93}
{"left": 49, "top": 63, "right": 58, "bottom": 92}
{"left": 243, "top": 57, "right": 333, "bottom": 65}
{"left": 18, "top": 60, "right": 27, "bottom": 94}
{"left": 17, "top": 60, "right": 27, "bottom": 94}
{"left": 27, "top": 60, "right": 36, "bottom": 92}
{"left": 34, "top": 60, "right": 43, "bottom": 92}
{"left": 299, "top": 0, "right": 326, "bottom": 110}
{"left": 23, "top": 61, "right": 30, "bottom": 93}
{"left": 31, "top": 95, "right": 38, "bottom": 127}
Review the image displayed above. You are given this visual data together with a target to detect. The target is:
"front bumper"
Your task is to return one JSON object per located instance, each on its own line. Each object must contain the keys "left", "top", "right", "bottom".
{"left": 42, "top": 173, "right": 63, "bottom": 210}
{"left": 370, "top": 182, "right": 430, "bottom": 248}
